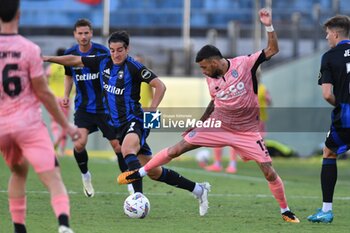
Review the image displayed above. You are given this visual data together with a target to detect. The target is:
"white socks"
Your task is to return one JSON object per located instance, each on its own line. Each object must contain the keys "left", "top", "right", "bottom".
{"left": 138, "top": 167, "right": 147, "bottom": 177}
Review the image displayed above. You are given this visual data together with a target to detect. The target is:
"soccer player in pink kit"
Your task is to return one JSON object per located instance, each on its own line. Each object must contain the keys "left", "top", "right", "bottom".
{"left": 0, "top": 1, "right": 80, "bottom": 233}
{"left": 118, "top": 8, "right": 300, "bottom": 223}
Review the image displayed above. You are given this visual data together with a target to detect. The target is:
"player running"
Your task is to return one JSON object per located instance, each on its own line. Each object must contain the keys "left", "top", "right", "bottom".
{"left": 43, "top": 30, "right": 210, "bottom": 216}
{"left": 63, "top": 18, "right": 129, "bottom": 198}
{"left": 0, "top": 1, "right": 80, "bottom": 232}
{"left": 117, "top": 8, "right": 300, "bottom": 223}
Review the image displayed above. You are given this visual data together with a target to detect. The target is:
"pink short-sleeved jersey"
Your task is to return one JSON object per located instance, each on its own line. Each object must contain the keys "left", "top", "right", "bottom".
{"left": 207, "top": 50, "right": 266, "bottom": 132}
{"left": 0, "top": 34, "right": 44, "bottom": 135}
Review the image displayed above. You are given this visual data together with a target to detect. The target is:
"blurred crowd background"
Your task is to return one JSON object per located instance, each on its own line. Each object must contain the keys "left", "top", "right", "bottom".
{"left": 18, "top": 0, "right": 350, "bottom": 156}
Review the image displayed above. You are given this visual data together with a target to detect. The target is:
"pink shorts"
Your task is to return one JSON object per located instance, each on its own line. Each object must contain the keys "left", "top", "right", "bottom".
{"left": 0, "top": 121, "right": 56, "bottom": 173}
{"left": 184, "top": 128, "right": 272, "bottom": 163}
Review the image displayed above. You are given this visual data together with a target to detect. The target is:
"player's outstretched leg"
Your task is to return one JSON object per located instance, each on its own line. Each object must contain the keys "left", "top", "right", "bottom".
{"left": 282, "top": 210, "right": 300, "bottom": 223}
{"left": 149, "top": 166, "right": 211, "bottom": 216}
{"left": 117, "top": 169, "right": 141, "bottom": 184}
{"left": 195, "top": 182, "right": 211, "bottom": 216}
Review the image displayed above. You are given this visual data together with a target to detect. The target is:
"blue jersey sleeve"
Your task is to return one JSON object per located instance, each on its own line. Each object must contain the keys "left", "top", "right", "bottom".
{"left": 82, "top": 55, "right": 108, "bottom": 73}
{"left": 318, "top": 53, "right": 333, "bottom": 85}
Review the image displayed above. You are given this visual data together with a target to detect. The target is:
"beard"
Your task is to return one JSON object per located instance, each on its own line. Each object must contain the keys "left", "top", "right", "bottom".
{"left": 210, "top": 69, "right": 222, "bottom": 79}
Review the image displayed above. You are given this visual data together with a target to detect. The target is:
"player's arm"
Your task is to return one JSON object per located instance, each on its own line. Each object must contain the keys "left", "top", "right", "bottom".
{"left": 148, "top": 78, "right": 166, "bottom": 110}
{"left": 31, "top": 75, "right": 80, "bottom": 140}
{"left": 62, "top": 75, "right": 73, "bottom": 108}
{"left": 43, "top": 55, "right": 84, "bottom": 67}
{"left": 200, "top": 100, "right": 214, "bottom": 121}
{"left": 321, "top": 83, "right": 336, "bottom": 106}
{"left": 181, "top": 100, "right": 214, "bottom": 137}
{"left": 259, "top": 8, "right": 279, "bottom": 59}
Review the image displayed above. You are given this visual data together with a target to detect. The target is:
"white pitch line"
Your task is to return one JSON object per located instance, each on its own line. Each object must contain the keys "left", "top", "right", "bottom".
{"left": 92, "top": 158, "right": 350, "bottom": 185}
{"left": 1, "top": 190, "right": 350, "bottom": 200}
{"left": 2, "top": 158, "right": 350, "bottom": 199}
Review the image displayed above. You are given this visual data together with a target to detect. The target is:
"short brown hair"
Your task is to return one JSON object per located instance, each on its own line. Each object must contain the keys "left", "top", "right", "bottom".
{"left": 323, "top": 15, "right": 350, "bottom": 38}
{"left": 74, "top": 18, "right": 92, "bottom": 31}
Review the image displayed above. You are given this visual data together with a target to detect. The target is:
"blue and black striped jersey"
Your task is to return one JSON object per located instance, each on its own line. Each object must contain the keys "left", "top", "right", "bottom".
{"left": 64, "top": 42, "right": 109, "bottom": 114}
{"left": 318, "top": 40, "right": 350, "bottom": 128}
{"left": 82, "top": 55, "right": 158, "bottom": 127}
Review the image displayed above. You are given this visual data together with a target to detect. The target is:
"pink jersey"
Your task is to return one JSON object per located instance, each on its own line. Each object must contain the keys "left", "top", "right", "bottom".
{"left": 0, "top": 34, "right": 44, "bottom": 135}
{"left": 207, "top": 50, "right": 266, "bottom": 132}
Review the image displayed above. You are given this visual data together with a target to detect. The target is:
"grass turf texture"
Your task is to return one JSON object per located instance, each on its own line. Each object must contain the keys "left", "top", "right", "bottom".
{"left": 1, "top": 155, "right": 350, "bottom": 233}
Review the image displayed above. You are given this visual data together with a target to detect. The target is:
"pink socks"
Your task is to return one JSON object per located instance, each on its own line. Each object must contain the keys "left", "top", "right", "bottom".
{"left": 268, "top": 176, "right": 288, "bottom": 209}
{"left": 9, "top": 197, "right": 26, "bottom": 224}
{"left": 144, "top": 148, "right": 173, "bottom": 172}
{"left": 51, "top": 194, "right": 70, "bottom": 218}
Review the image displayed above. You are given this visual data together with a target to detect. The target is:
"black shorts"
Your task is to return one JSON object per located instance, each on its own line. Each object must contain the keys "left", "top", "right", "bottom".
{"left": 325, "top": 125, "right": 350, "bottom": 155}
{"left": 115, "top": 120, "right": 152, "bottom": 156}
{"left": 74, "top": 110, "right": 116, "bottom": 140}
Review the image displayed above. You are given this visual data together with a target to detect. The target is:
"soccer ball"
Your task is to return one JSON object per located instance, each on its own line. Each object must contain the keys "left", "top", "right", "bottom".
{"left": 123, "top": 192, "right": 150, "bottom": 219}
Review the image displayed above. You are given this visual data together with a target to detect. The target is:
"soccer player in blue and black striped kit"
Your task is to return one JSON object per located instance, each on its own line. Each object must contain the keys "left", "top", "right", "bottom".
{"left": 63, "top": 19, "right": 128, "bottom": 198}
{"left": 308, "top": 14, "right": 350, "bottom": 223}
{"left": 44, "top": 31, "right": 211, "bottom": 216}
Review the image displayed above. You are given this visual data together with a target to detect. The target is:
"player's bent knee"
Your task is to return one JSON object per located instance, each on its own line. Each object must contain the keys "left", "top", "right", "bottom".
{"left": 146, "top": 166, "right": 162, "bottom": 180}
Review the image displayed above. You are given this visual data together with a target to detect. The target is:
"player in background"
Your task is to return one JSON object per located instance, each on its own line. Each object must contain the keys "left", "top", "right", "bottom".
{"left": 118, "top": 8, "right": 300, "bottom": 223}
{"left": 63, "top": 18, "right": 128, "bottom": 198}
{"left": 0, "top": 1, "right": 80, "bottom": 232}
{"left": 257, "top": 70, "right": 272, "bottom": 138}
{"left": 203, "top": 147, "right": 237, "bottom": 173}
{"left": 43, "top": 30, "right": 211, "bottom": 216}
{"left": 46, "top": 48, "right": 71, "bottom": 157}
{"left": 307, "top": 15, "right": 350, "bottom": 223}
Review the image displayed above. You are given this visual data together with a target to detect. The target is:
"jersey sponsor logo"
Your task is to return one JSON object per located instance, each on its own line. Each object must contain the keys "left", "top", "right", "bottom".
{"left": 141, "top": 69, "right": 152, "bottom": 79}
{"left": 216, "top": 81, "right": 246, "bottom": 100}
{"left": 344, "top": 49, "right": 350, "bottom": 57}
{"left": 103, "top": 68, "right": 110, "bottom": 79}
{"left": 103, "top": 83, "right": 125, "bottom": 95}
{"left": 75, "top": 72, "right": 99, "bottom": 81}
{"left": 144, "top": 110, "right": 161, "bottom": 129}
{"left": 72, "top": 67, "right": 83, "bottom": 70}
{"left": 231, "top": 69, "right": 238, "bottom": 78}
{"left": 118, "top": 70, "right": 124, "bottom": 79}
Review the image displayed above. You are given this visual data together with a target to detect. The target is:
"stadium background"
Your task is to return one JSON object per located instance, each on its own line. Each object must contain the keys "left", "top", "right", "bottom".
{"left": 20, "top": 0, "right": 350, "bottom": 156}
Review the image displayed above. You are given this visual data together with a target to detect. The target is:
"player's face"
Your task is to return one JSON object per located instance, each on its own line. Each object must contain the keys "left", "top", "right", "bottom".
{"left": 109, "top": 42, "right": 129, "bottom": 65}
{"left": 325, "top": 27, "right": 338, "bottom": 48}
{"left": 198, "top": 59, "right": 222, "bottom": 78}
{"left": 74, "top": 26, "right": 92, "bottom": 46}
